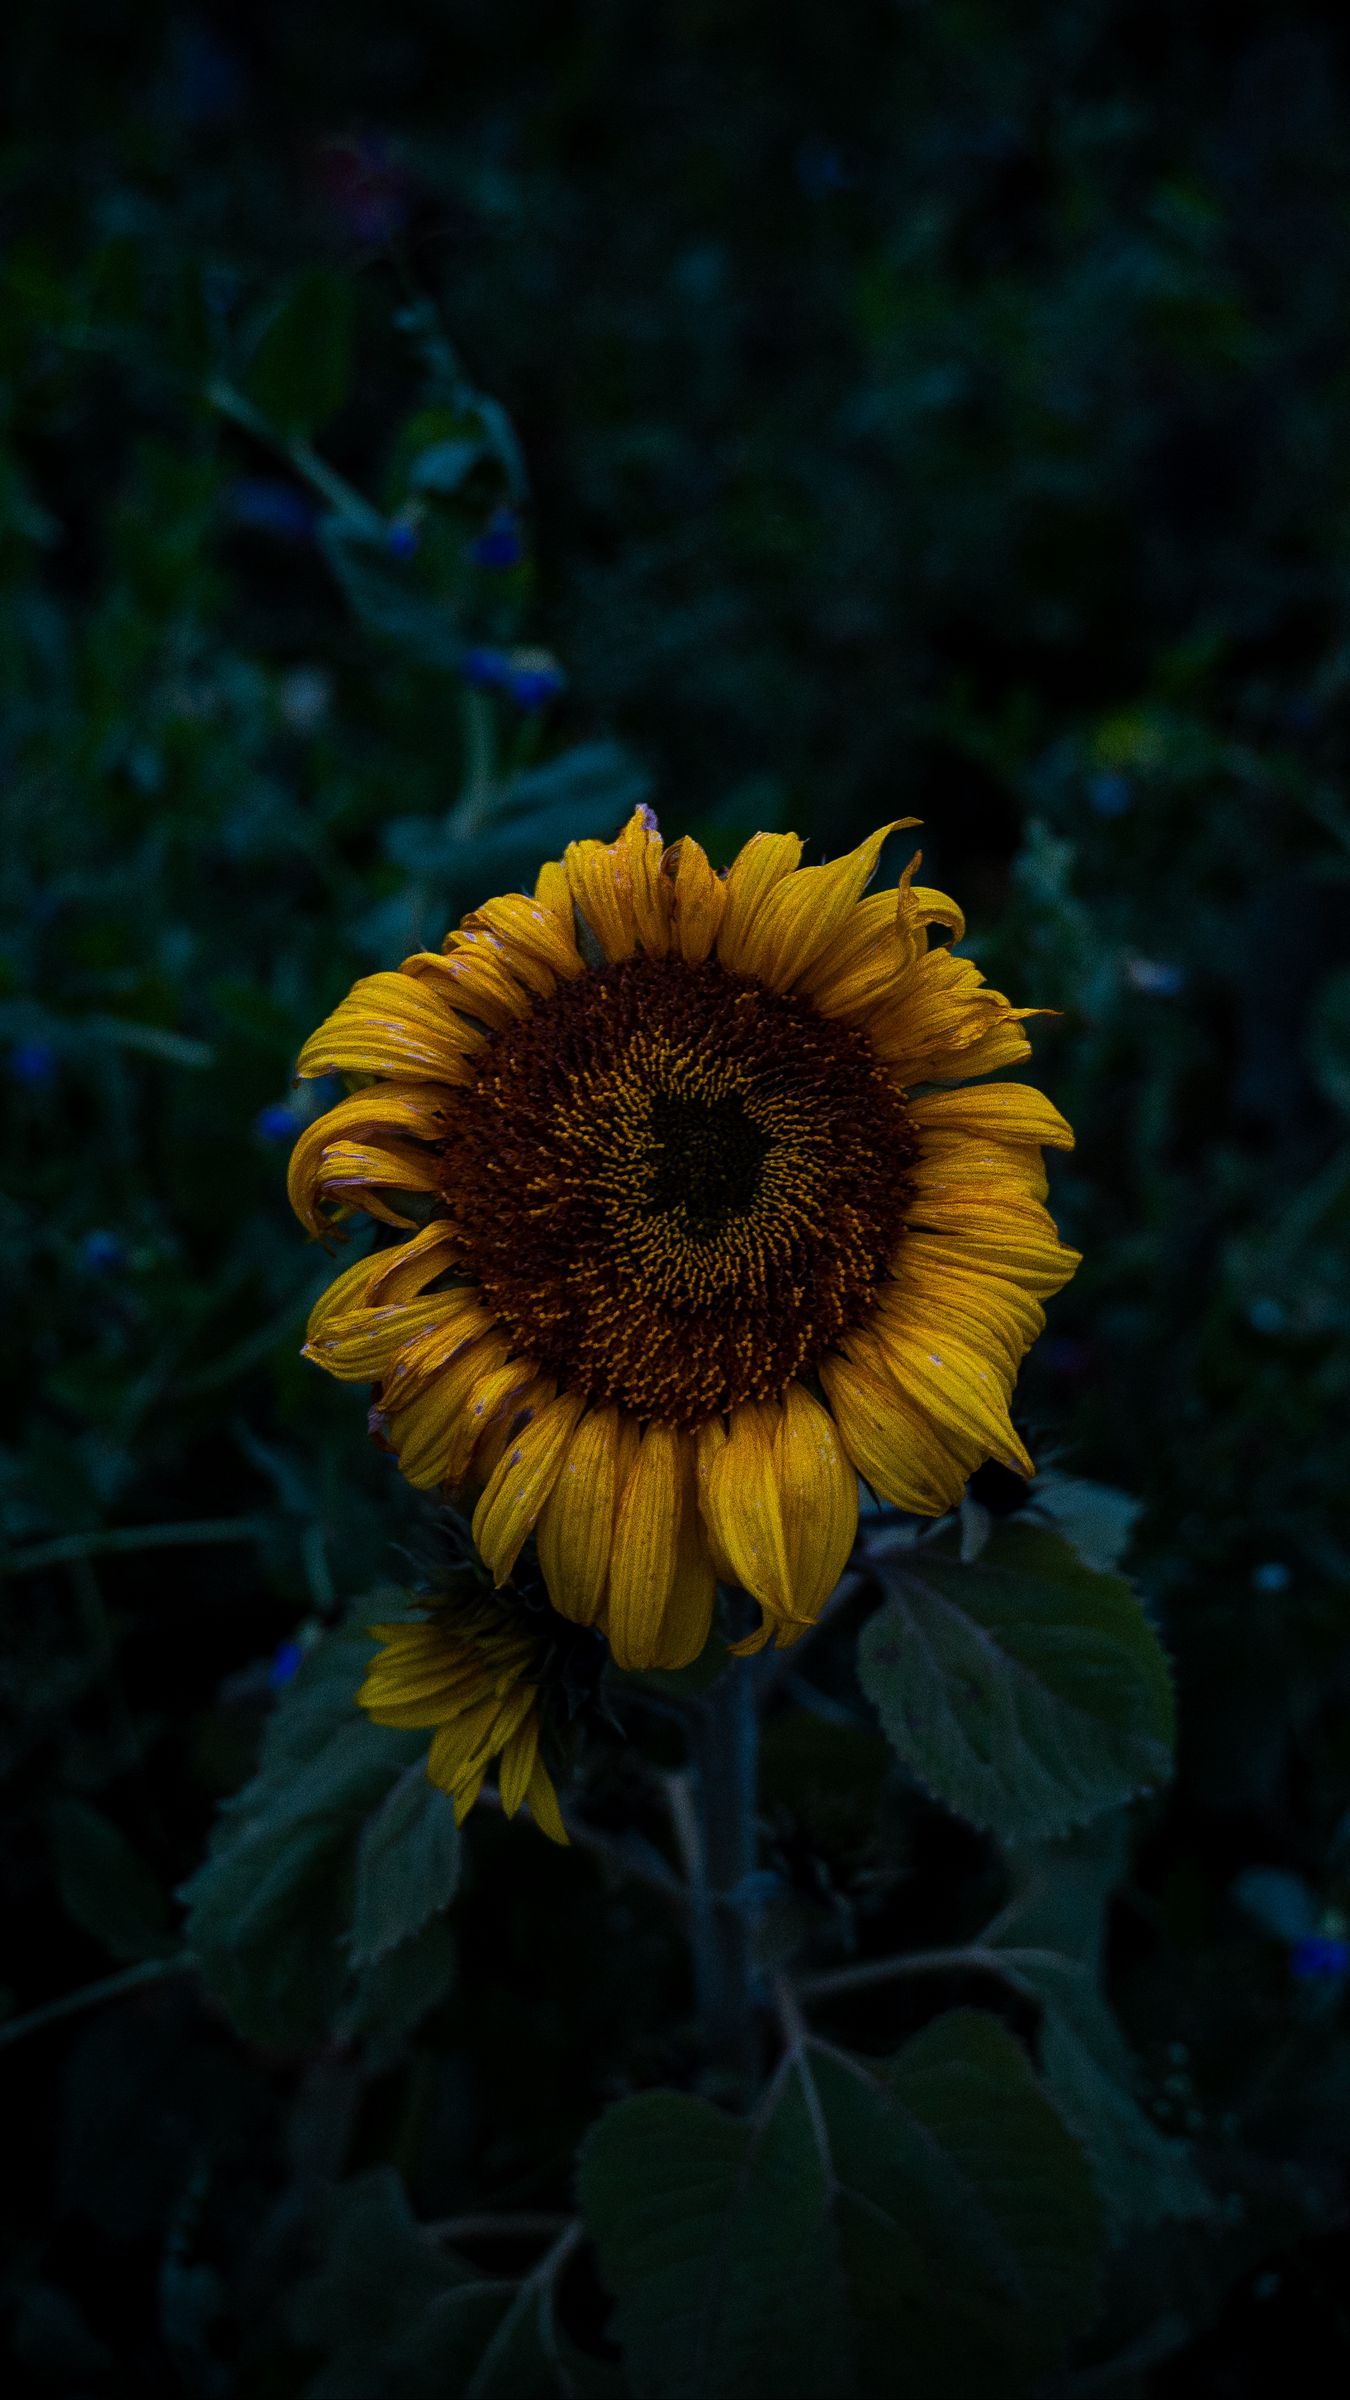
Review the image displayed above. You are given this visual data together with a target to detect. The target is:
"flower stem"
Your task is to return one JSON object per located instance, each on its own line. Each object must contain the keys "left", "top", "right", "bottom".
{"left": 689, "top": 1662, "right": 760, "bottom": 2085}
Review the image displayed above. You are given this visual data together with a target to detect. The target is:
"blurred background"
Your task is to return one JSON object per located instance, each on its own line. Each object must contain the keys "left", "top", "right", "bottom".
{"left": 4, "top": 2, "right": 1350, "bottom": 2390}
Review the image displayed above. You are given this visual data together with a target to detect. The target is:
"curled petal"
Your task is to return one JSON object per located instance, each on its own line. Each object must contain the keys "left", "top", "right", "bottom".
{"left": 296, "top": 971, "right": 484, "bottom": 1084}
{"left": 288, "top": 1084, "right": 451, "bottom": 1236}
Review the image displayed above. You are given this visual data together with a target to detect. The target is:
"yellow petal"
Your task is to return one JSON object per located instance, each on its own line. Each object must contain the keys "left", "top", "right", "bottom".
{"left": 913, "top": 1223, "right": 1081, "bottom": 1298}
{"left": 614, "top": 805, "right": 672, "bottom": 954}
{"left": 698, "top": 1387, "right": 857, "bottom": 1644}
{"left": 564, "top": 809, "right": 665, "bottom": 961}
{"left": 444, "top": 1359, "right": 541, "bottom": 1491}
{"left": 288, "top": 1084, "right": 450, "bottom": 1235}
{"left": 863, "top": 1318, "right": 1034, "bottom": 1478}
{"left": 905, "top": 884, "right": 965, "bottom": 943}
{"left": 525, "top": 1756, "right": 570, "bottom": 1845}
{"left": 775, "top": 1382, "right": 859, "bottom": 1625}
{"left": 715, "top": 831, "right": 804, "bottom": 974}
{"left": 668, "top": 836, "right": 727, "bottom": 965}
{"left": 653, "top": 1437, "right": 717, "bottom": 1668}
{"left": 472, "top": 1390, "right": 587, "bottom": 1584}
{"left": 908, "top": 1083, "right": 1073, "bottom": 1147}
{"left": 733, "top": 819, "right": 915, "bottom": 992}
{"left": 457, "top": 889, "right": 584, "bottom": 989}
{"left": 296, "top": 971, "right": 484, "bottom": 1083}
{"left": 498, "top": 1714, "right": 541, "bottom": 1817}
{"left": 700, "top": 1404, "right": 791, "bottom": 1608}
{"left": 606, "top": 1422, "right": 682, "bottom": 1670}
{"left": 383, "top": 1333, "right": 510, "bottom": 1488}
{"left": 801, "top": 890, "right": 913, "bottom": 1019}
{"left": 536, "top": 1405, "right": 626, "bottom": 1626}
{"left": 819, "top": 1348, "right": 967, "bottom": 1515}
{"left": 304, "top": 1291, "right": 464, "bottom": 1384}
{"left": 410, "top": 944, "right": 532, "bottom": 1031}
{"left": 377, "top": 1295, "right": 498, "bottom": 1409}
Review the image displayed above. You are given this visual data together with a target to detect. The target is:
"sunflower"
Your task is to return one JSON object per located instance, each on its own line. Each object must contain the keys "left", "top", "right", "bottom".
{"left": 359, "top": 1590, "right": 569, "bottom": 1842}
{"left": 290, "top": 810, "right": 1078, "bottom": 1668}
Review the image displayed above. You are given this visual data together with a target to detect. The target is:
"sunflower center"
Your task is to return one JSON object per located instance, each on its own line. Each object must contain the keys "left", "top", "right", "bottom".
{"left": 434, "top": 954, "right": 917, "bottom": 1428}
{"left": 646, "top": 1089, "right": 773, "bottom": 1229}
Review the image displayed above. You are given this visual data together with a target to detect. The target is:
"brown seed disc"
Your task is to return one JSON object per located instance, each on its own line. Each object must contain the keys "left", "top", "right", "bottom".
{"left": 434, "top": 953, "right": 917, "bottom": 1428}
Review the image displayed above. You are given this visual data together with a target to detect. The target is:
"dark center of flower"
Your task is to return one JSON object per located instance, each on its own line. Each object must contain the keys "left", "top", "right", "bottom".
{"left": 645, "top": 1089, "right": 773, "bottom": 1229}
{"left": 433, "top": 953, "right": 917, "bottom": 1428}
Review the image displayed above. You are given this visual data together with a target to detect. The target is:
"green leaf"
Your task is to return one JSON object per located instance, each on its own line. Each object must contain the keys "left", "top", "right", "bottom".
{"left": 1307, "top": 965, "right": 1350, "bottom": 1115}
{"left": 857, "top": 1524, "right": 1174, "bottom": 1841}
{"left": 351, "top": 1764, "right": 461, "bottom": 1966}
{"left": 338, "top": 1916, "right": 457, "bottom": 2067}
{"left": 1031, "top": 1475, "right": 1143, "bottom": 1572}
{"left": 291, "top": 2170, "right": 573, "bottom": 2400}
{"left": 987, "top": 1830, "right": 1211, "bottom": 2235}
{"left": 318, "top": 517, "right": 464, "bottom": 666}
{"left": 579, "top": 2011, "right": 1102, "bottom": 2400}
{"left": 179, "top": 1630, "right": 417, "bottom": 2047}
{"left": 48, "top": 1798, "right": 174, "bottom": 1964}
{"left": 245, "top": 270, "right": 354, "bottom": 436}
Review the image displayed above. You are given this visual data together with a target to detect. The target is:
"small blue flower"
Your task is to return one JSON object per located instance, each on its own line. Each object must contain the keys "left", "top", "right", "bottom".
{"left": 268, "top": 1638, "right": 306, "bottom": 1690}
{"left": 1290, "top": 1935, "right": 1350, "bottom": 1982}
{"left": 386, "top": 518, "right": 419, "bottom": 561}
{"left": 460, "top": 645, "right": 509, "bottom": 691}
{"left": 472, "top": 508, "right": 524, "bottom": 570}
{"left": 255, "top": 1101, "right": 298, "bottom": 1144}
{"left": 80, "top": 1230, "right": 125, "bottom": 1274}
{"left": 1125, "top": 956, "right": 1186, "bottom": 999}
{"left": 1251, "top": 1561, "right": 1291, "bottom": 1595}
{"left": 229, "top": 479, "right": 316, "bottom": 541}
{"left": 1089, "top": 771, "right": 1132, "bottom": 818}
{"left": 504, "top": 649, "right": 566, "bottom": 711}
{"left": 9, "top": 1039, "right": 56, "bottom": 1087}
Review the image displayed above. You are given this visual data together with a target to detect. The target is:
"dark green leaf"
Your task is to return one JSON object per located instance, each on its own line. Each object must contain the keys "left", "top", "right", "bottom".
{"left": 338, "top": 1916, "right": 457, "bottom": 2067}
{"left": 1031, "top": 1476, "right": 1143, "bottom": 1573}
{"left": 318, "top": 516, "right": 464, "bottom": 665}
{"left": 48, "top": 1797, "right": 174, "bottom": 1963}
{"left": 351, "top": 1763, "right": 461, "bottom": 1966}
{"left": 987, "top": 1831, "right": 1211, "bottom": 2235}
{"left": 857, "top": 1524, "right": 1174, "bottom": 1840}
{"left": 245, "top": 271, "right": 354, "bottom": 436}
{"left": 579, "top": 2011, "right": 1101, "bottom": 2399}
{"left": 179, "top": 1631, "right": 417, "bottom": 2047}
{"left": 292, "top": 2170, "right": 572, "bottom": 2400}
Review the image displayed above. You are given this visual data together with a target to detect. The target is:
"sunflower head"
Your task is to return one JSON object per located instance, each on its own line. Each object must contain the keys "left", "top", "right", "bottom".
{"left": 359, "top": 1575, "right": 592, "bottom": 1842}
{"left": 292, "top": 809, "right": 1078, "bottom": 1674}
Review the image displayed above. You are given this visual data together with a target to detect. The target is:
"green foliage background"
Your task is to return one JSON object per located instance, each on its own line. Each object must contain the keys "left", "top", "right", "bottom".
{"left": 4, "top": 2, "right": 1350, "bottom": 2391}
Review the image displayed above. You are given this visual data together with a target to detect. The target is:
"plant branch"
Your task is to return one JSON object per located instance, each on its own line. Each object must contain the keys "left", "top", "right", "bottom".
{"left": 0, "top": 1953, "right": 193, "bottom": 2049}
{"left": 797, "top": 1943, "right": 1055, "bottom": 2003}
{"left": 426, "top": 2211, "right": 572, "bottom": 2245}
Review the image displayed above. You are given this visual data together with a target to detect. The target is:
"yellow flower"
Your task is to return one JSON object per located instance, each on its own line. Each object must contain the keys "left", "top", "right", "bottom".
{"left": 291, "top": 811, "right": 1078, "bottom": 1667}
{"left": 359, "top": 1592, "right": 569, "bottom": 1842}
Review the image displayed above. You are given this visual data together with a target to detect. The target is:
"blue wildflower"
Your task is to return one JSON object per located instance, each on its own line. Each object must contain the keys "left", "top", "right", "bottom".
{"left": 229, "top": 479, "right": 316, "bottom": 541}
{"left": 472, "top": 508, "right": 524, "bottom": 570}
{"left": 461, "top": 646, "right": 509, "bottom": 691}
{"left": 255, "top": 1101, "right": 297, "bottom": 1144}
{"left": 503, "top": 649, "right": 566, "bottom": 711}
{"left": 1290, "top": 1935, "right": 1350, "bottom": 1981}
{"left": 268, "top": 1638, "right": 306, "bottom": 1691}
{"left": 80, "top": 1230, "right": 125, "bottom": 1274}
{"left": 1251, "top": 1561, "right": 1291, "bottom": 1594}
{"left": 1089, "top": 771, "right": 1132, "bottom": 818}
{"left": 9, "top": 1039, "right": 56, "bottom": 1087}
{"left": 386, "top": 518, "right": 419, "bottom": 561}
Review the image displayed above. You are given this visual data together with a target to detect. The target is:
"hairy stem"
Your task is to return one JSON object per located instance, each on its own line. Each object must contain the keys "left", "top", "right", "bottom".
{"left": 689, "top": 1663, "right": 760, "bottom": 2084}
